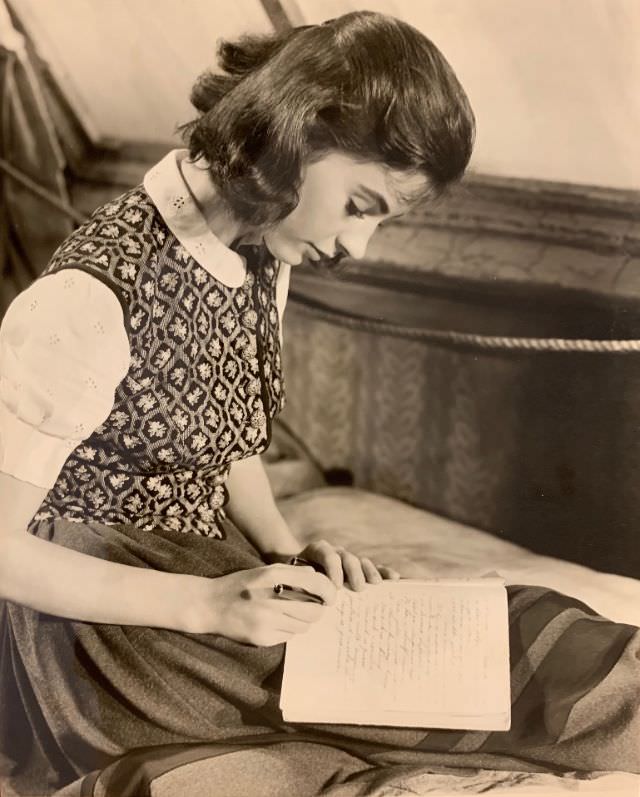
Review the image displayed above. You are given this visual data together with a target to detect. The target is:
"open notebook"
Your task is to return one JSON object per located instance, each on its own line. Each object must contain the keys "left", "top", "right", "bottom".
{"left": 280, "top": 578, "right": 511, "bottom": 731}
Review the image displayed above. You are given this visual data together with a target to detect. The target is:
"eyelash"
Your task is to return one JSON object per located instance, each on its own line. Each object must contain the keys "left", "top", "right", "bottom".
{"left": 347, "top": 199, "right": 366, "bottom": 220}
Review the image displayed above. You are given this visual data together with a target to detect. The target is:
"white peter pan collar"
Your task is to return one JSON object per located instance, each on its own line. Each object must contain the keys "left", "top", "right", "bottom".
{"left": 143, "top": 149, "right": 247, "bottom": 288}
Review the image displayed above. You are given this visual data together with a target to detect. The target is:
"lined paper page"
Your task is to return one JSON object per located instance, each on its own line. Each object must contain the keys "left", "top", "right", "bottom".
{"left": 280, "top": 579, "right": 510, "bottom": 730}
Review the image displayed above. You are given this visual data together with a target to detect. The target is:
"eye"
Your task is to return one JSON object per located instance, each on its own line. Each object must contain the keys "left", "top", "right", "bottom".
{"left": 346, "top": 199, "right": 366, "bottom": 219}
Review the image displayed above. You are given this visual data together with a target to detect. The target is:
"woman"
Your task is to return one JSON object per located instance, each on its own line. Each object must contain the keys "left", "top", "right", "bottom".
{"left": 0, "top": 11, "right": 638, "bottom": 795}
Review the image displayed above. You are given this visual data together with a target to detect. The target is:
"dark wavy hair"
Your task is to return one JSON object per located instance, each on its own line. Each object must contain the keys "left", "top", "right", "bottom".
{"left": 180, "top": 11, "right": 475, "bottom": 228}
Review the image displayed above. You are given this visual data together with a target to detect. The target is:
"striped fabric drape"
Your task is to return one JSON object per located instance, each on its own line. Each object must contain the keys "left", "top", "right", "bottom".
{"left": 65, "top": 584, "right": 639, "bottom": 796}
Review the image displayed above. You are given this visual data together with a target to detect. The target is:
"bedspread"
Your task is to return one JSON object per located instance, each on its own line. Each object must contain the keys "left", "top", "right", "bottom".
{"left": 44, "top": 483, "right": 640, "bottom": 797}
{"left": 279, "top": 487, "right": 640, "bottom": 629}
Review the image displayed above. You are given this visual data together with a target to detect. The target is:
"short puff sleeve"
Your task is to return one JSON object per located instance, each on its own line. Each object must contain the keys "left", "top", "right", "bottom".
{"left": 0, "top": 270, "right": 131, "bottom": 488}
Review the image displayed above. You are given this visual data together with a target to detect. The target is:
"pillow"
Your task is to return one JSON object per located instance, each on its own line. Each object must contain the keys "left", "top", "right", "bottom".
{"left": 263, "top": 420, "right": 327, "bottom": 499}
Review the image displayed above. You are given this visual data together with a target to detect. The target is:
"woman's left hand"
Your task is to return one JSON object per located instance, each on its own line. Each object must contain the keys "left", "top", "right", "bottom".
{"left": 294, "top": 540, "right": 401, "bottom": 591}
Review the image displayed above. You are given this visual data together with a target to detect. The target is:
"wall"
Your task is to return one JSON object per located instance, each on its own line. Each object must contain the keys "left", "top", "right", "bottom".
{"left": 302, "top": 0, "right": 640, "bottom": 190}
{"left": 10, "top": 0, "right": 274, "bottom": 142}
{"left": 281, "top": 262, "right": 640, "bottom": 579}
{"left": 11, "top": 0, "right": 640, "bottom": 190}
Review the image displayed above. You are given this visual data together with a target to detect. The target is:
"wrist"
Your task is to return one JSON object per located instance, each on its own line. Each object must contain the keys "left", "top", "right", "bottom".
{"left": 262, "top": 549, "right": 304, "bottom": 565}
{"left": 178, "top": 574, "right": 222, "bottom": 635}
{"left": 254, "top": 518, "right": 303, "bottom": 563}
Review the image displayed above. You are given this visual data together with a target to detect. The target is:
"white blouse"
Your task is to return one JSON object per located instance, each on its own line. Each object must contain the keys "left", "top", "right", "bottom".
{"left": 0, "top": 149, "right": 291, "bottom": 489}
{"left": 0, "top": 270, "right": 130, "bottom": 488}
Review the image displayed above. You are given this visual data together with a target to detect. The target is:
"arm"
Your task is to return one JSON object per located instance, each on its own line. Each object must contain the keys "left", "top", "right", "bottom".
{"left": 0, "top": 471, "right": 334, "bottom": 642}
{"left": 0, "top": 471, "right": 207, "bottom": 629}
{"left": 225, "top": 454, "right": 302, "bottom": 561}
{"left": 0, "top": 274, "right": 333, "bottom": 643}
{"left": 225, "top": 453, "right": 401, "bottom": 589}
{"left": 0, "top": 274, "right": 202, "bottom": 629}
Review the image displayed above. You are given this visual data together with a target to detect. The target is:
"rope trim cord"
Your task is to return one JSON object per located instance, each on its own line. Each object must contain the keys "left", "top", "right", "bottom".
{"left": 288, "top": 291, "right": 640, "bottom": 354}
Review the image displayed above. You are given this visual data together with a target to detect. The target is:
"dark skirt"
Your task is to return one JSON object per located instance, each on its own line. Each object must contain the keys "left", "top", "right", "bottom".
{"left": 1, "top": 518, "right": 639, "bottom": 795}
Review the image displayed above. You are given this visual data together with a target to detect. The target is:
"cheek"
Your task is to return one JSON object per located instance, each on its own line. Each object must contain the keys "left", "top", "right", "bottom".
{"left": 279, "top": 192, "right": 340, "bottom": 241}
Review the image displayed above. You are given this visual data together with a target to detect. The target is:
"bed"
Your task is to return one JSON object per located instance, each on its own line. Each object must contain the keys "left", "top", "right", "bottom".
{"left": 40, "top": 251, "right": 640, "bottom": 796}
{"left": 44, "top": 419, "right": 640, "bottom": 797}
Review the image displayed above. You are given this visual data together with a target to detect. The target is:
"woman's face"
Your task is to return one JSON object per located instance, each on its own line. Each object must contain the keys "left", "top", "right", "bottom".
{"left": 261, "top": 152, "right": 428, "bottom": 267}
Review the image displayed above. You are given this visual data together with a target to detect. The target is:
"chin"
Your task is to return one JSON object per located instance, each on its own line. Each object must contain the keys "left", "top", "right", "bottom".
{"left": 285, "top": 254, "right": 305, "bottom": 266}
{"left": 263, "top": 238, "right": 304, "bottom": 266}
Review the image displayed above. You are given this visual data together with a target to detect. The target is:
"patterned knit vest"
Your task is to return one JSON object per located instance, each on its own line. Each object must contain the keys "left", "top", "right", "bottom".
{"left": 32, "top": 186, "right": 285, "bottom": 538}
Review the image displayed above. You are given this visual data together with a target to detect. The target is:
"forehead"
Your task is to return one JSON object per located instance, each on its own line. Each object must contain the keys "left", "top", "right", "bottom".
{"left": 307, "top": 151, "right": 428, "bottom": 213}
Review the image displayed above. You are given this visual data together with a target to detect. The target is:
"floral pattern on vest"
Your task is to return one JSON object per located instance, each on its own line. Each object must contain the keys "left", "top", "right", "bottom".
{"left": 32, "top": 187, "right": 285, "bottom": 537}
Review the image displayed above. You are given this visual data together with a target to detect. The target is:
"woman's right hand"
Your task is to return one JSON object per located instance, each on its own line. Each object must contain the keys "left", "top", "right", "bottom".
{"left": 183, "top": 564, "right": 337, "bottom": 646}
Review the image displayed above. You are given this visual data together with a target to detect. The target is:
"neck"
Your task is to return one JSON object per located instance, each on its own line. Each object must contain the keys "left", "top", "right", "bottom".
{"left": 179, "top": 156, "right": 262, "bottom": 248}
{"left": 197, "top": 193, "right": 246, "bottom": 248}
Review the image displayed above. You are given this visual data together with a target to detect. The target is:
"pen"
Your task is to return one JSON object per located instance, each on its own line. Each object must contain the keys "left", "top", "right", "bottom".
{"left": 289, "top": 555, "right": 326, "bottom": 575}
{"left": 273, "top": 583, "right": 325, "bottom": 604}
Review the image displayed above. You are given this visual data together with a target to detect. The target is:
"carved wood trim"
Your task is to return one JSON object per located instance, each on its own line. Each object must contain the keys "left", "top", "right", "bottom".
{"left": 405, "top": 173, "right": 640, "bottom": 256}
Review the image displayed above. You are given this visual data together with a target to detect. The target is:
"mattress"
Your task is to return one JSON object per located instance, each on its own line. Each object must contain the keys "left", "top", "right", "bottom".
{"left": 279, "top": 487, "right": 640, "bottom": 630}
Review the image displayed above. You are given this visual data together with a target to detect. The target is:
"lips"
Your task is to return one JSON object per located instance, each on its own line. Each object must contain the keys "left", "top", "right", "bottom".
{"left": 307, "top": 243, "right": 332, "bottom": 260}
{"left": 304, "top": 244, "right": 348, "bottom": 276}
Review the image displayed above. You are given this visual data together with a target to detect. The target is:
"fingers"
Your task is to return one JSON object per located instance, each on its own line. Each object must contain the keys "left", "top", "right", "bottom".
{"left": 265, "top": 601, "right": 324, "bottom": 645}
{"left": 256, "top": 615, "right": 318, "bottom": 647}
{"left": 267, "top": 565, "right": 337, "bottom": 606}
{"left": 360, "top": 557, "right": 383, "bottom": 584}
{"left": 322, "top": 550, "right": 345, "bottom": 589}
{"left": 275, "top": 613, "right": 316, "bottom": 636}
{"left": 300, "top": 541, "right": 344, "bottom": 588}
{"left": 277, "top": 600, "right": 325, "bottom": 623}
{"left": 296, "top": 541, "right": 372, "bottom": 591}
{"left": 236, "top": 557, "right": 401, "bottom": 648}
{"left": 264, "top": 552, "right": 400, "bottom": 599}
{"left": 335, "top": 554, "right": 400, "bottom": 589}
{"left": 377, "top": 565, "right": 401, "bottom": 581}
{"left": 339, "top": 549, "right": 366, "bottom": 591}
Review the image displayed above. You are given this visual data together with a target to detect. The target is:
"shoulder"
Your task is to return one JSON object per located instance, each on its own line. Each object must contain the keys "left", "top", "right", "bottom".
{"left": 43, "top": 188, "right": 178, "bottom": 335}
{"left": 3, "top": 269, "right": 130, "bottom": 349}
{"left": 47, "top": 186, "right": 172, "bottom": 288}
{"left": 0, "top": 271, "right": 131, "bottom": 488}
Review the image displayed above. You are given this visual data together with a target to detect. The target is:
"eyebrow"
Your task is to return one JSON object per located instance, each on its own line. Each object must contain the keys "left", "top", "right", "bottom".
{"left": 354, "top": 185, "right": 390, "bottom": 216}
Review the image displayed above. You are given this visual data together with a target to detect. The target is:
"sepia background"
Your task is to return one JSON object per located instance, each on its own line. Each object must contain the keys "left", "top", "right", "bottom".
{"left": 1, "top": 0, "right": 639, "bottom": 577}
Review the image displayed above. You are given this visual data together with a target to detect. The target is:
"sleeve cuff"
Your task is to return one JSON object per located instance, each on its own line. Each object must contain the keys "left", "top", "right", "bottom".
{"left": 0, "top": 399, "right": 78, "bottom": 489}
